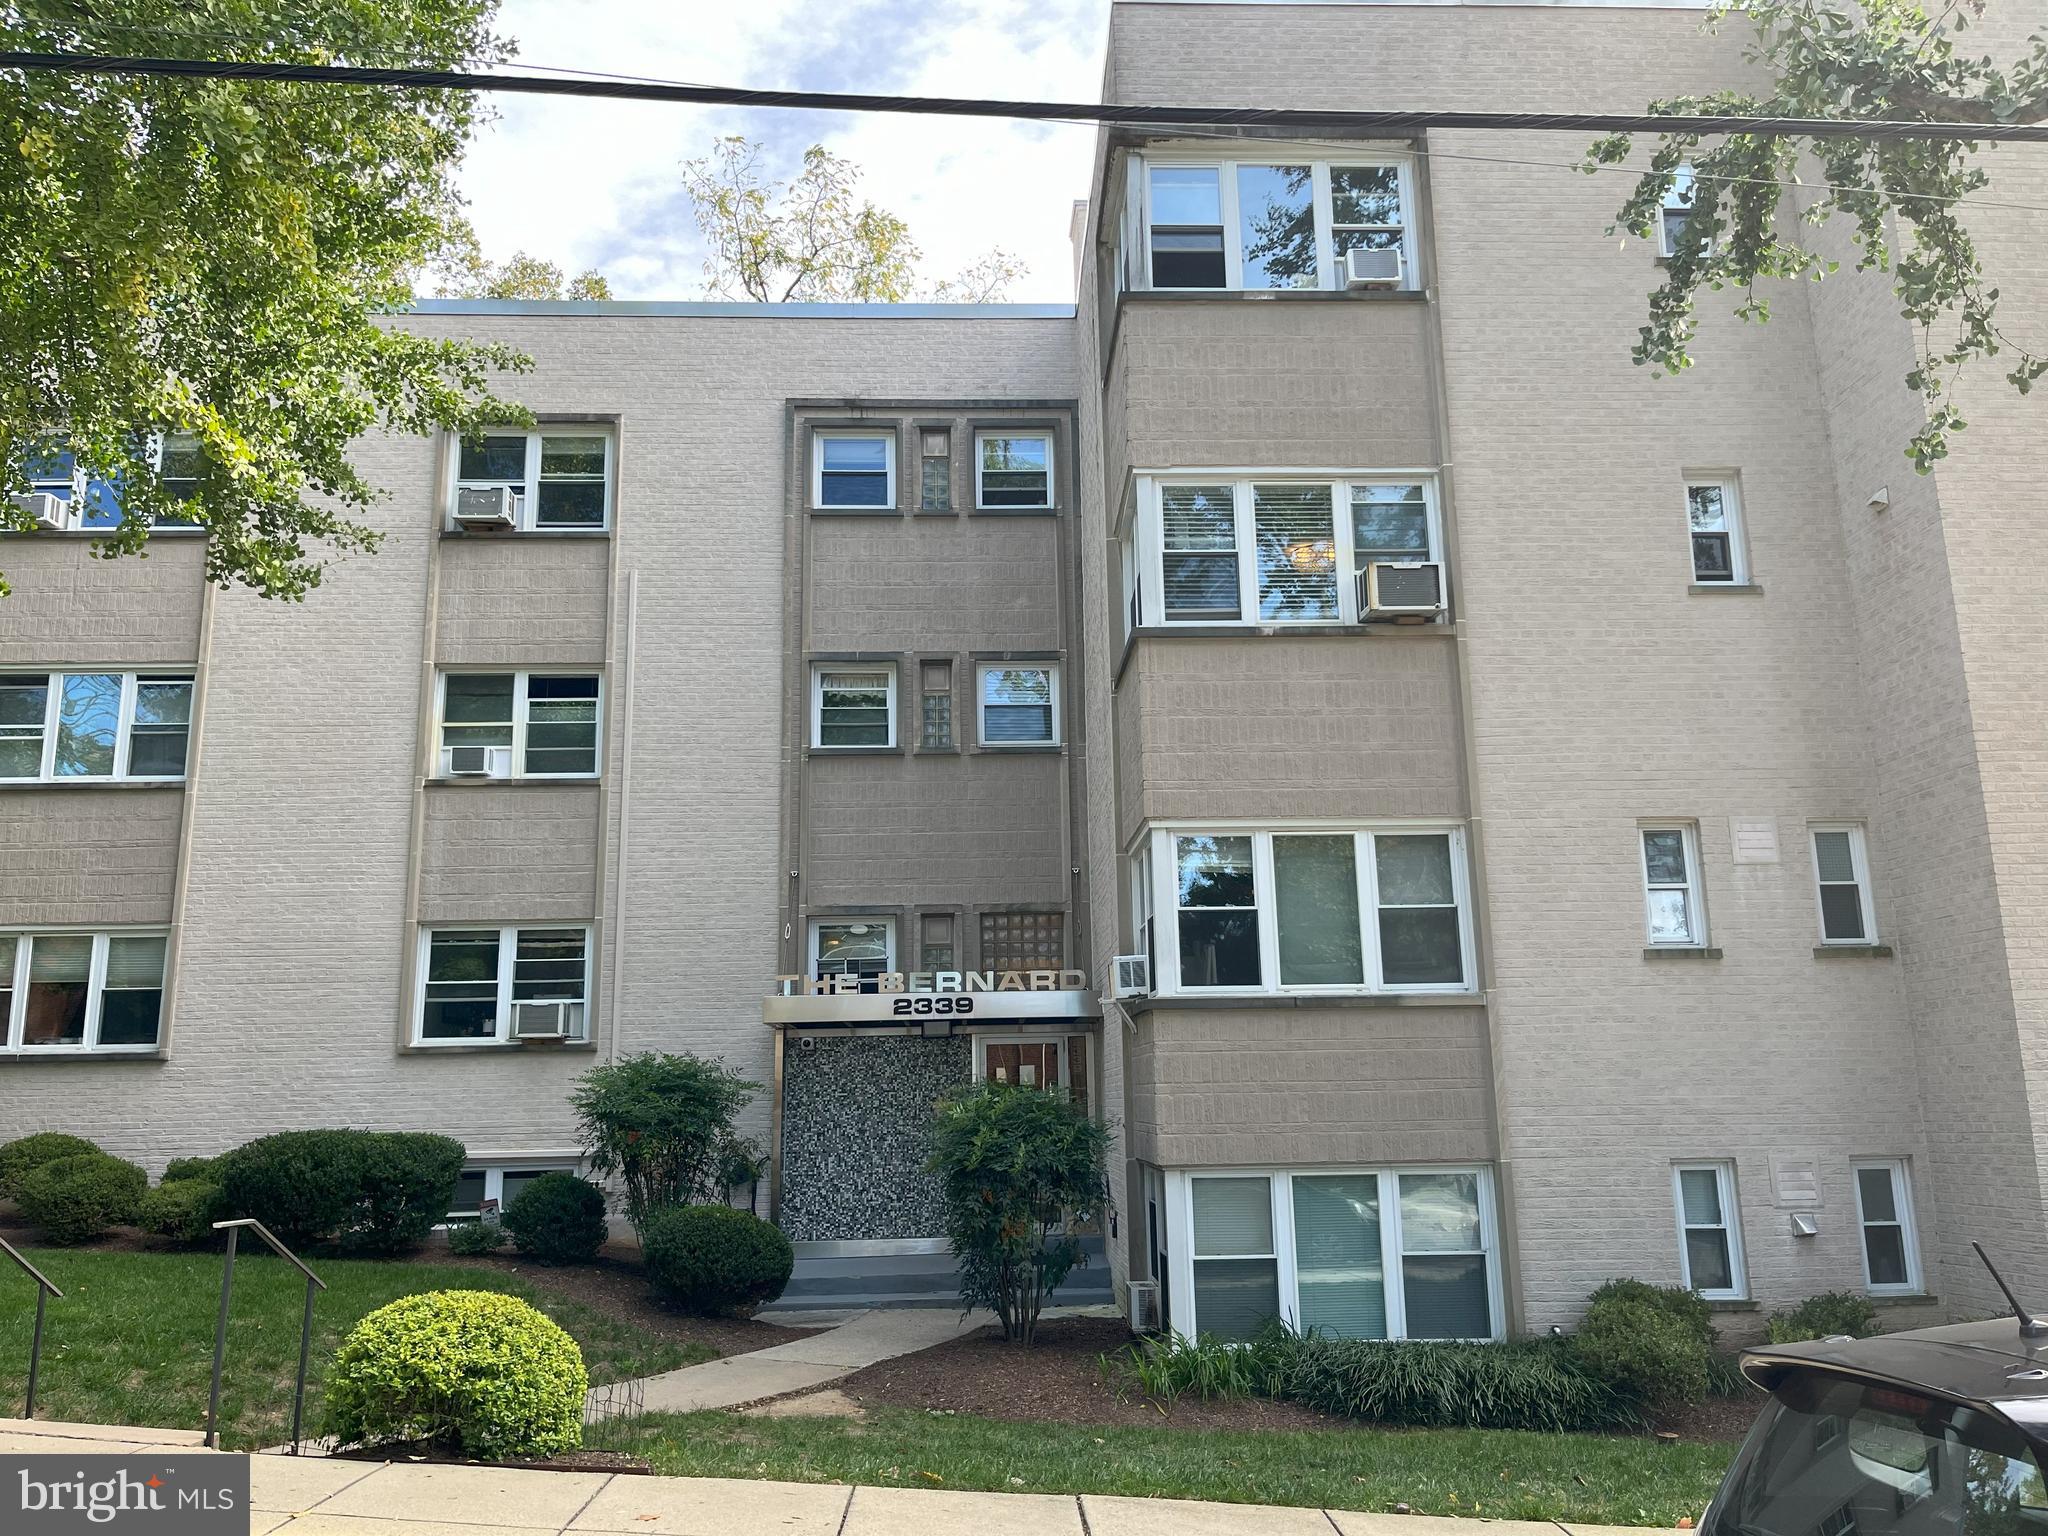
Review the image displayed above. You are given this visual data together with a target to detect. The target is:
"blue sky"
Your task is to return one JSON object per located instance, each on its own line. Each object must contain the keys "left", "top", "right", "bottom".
{"left": 458, "top": 1, "right": 1112, "bottom": 301}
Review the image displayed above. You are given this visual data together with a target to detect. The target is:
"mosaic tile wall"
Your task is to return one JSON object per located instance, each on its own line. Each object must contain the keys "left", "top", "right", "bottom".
{"left": 779, "top": 1033, "right": 971, "bottom": 1241}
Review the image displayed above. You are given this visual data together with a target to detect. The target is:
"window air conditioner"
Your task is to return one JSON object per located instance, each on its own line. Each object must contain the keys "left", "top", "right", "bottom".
{"left": 444, "top": 744, "right": 511, "bottom": 778}
{"left": 511, "top": 1000, "right": 580, "bottom": 1041}
{"left": 1128, "top": 1280, "right": 1162, "bottom": 1334}
{"left": 1361, "top": 561, "right": 1446, "bottom": 621}
{"left": 12, "top": 491, "right": 69, "bottom": 531}
{"left": 1342, "top": 248, "right": 1403, "bottom": 290}
{"left": 1112, "top": 954, "right": 1152, "bottom": 999}
{"left": 454, "top": 484, "right": 518, "bottom": 530}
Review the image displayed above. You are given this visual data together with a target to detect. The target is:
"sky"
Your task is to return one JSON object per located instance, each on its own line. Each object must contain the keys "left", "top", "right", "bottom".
{"left": 456, "top": 1, "right": 1113, "bottom": 303}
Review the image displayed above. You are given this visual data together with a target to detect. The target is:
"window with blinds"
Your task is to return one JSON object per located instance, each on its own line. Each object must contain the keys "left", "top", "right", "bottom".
{"left": 979, "top": 910, "right": 1064, "bottom": 972}
{"left": 813, "top": 666, "right": 895, "bottom": 748}
{"left": 1160, "top": 485, "right": 1240, "bottom": 620}
{"left": 977, "top": 665, "right": 1058, "bottom": 745}
{"left": 1254, "top": 484, "right": 1338, "bottom": 620}
{"left": 1, "top": 930, "right": 168, "bottom": 1053}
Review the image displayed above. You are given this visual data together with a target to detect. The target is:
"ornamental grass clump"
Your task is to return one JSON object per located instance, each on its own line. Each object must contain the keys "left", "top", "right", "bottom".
{"left": 323, "top": 1290, "right": 587, "bottom": 1461}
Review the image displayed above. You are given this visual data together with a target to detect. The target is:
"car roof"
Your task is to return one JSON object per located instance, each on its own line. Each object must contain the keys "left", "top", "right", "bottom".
{"left": 1743, "top": 1318, "right": 2048, "bottom": 1429}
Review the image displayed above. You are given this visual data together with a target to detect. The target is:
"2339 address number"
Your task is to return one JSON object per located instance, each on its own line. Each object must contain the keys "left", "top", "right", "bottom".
{"left": 891, "top": 996, "right": 976, "bottom": 1016}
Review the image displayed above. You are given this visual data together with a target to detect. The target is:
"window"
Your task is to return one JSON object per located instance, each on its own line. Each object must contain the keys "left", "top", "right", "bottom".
{"left": 813, "top": 432, "right": 895, "bottom": 509}
{"left": 811, "top": 917, "right": 895, "bottom": 986}
{"left": 1159, "top": 827, "right": 1470, "bottom": 995}
{"left": 453, "top": 428, "right": 614, "bottom": 531}
{"left": 1852, "top": 1160, "right": 1920, "bottom": 1294}
{"left": 1136, "top": 477, "right": 1443, "bottom": 628}
{"left": 1182, "top": 1167, "right": 1500, "bottom": 1342}
{"left": 977, "top": 664, "right": 1060, "bottom": 746}
{"left": 1140, "top": 153, "right": 1412, "bottom": 292}
{"left": 436, "top": 672, "right": 600, "bottom": 778}
{"left": 1659, "top": 166, "right": 1710, "bottom": 259}
{"left": 446, "top": 1164, "right": 578, "bottom": 1221}
{"left": 1686, "top": 476, "right": 1747, "bottom": 584}
{"left": 1673, "top": 1162, "right": 1746, "bottom": 1299}
{"left": 919, "top": 661, "right": 953, "bottom": 750}
{"left": 811, "top": 664, "right": 896, "bottom": 748}
{"left": 975, "top": 432, "right": 1053, "bottom": 510}
{"left": 0, "top": 672, "right": 194, "bottom": 783}
{"left": 920, "top": 430, "right": 951, "bottom": 511}
{"left": 1811, "top": 825, "right": 1876, "bottom": 944}
{"left": 1, "top": 932, "right": 167, "bottom": 1053}
{"left": 416, "top": 926, "right": 590, "bottom": 1045}
{"left": 1129, "top": 850, "right": 1155, "bottom": 980}
{"left": 919, "top": 912, "right": 956, "bottom": 972}
{"left": 980, "top": 911, "right": 1064, "bottom": 972}
{"left": 1641, "top": 826, "right": 1705, "bottom": 946}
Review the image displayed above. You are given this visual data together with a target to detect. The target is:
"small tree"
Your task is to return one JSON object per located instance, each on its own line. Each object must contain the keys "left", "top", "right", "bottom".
{"left": 569, "top": 1052, "right": 763, "bottom": 1236}
{"left": 929, "top": 1081, "right": 1111, "bottom": 1345}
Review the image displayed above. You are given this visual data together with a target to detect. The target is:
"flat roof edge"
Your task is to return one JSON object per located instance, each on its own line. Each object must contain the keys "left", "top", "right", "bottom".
{"left": 406, "top": 298, "right": 1077, "bottom": 320}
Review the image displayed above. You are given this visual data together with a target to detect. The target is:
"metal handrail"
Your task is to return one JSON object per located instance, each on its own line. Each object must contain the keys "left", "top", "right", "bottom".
{"left": 206, "top": 1219, "right": 327, "bottom": 1454}
{"left": 0, "top": 1233, "right": 62, "bottom": 1418}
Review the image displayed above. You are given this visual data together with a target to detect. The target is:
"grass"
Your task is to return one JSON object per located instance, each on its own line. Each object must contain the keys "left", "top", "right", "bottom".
{"left": 0, "top": 1246, "right": 706, "bottom": 1449}
{"left": 589, "top": 1408, "right": 1736, "bottom": 1525}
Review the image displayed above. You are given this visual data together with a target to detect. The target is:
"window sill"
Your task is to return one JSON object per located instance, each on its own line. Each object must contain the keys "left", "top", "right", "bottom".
{"left": 438, "top": 528, "right": 612, "bottom": 539}
{"left": 1871, "top": 1292, "right": 1938, "bottom": 1308}
{"left": 422, "top": 776, "right": 603, "bottom": 789}
{"left": 1122, "top": 991, "right": 1483, "bottom": 1016}
{"left": 0, "top": 778, "right": 187, "bottom": 792}
{"left": 969, "top": 505, "right": 1061, "bottom": 518}
{"left": 809, "top": 505, "right": 903, "bottom": 517}
{"left": 913, "top": 508, "right": 958, "bottom": 518}
{"left": 807, "top": 746, "right": 905, "bottom": 757}
{"left": 973, "top": 744, "right": 1063, "bottom": 754}
{"left": 0, "top": 1048, "right": 164, "bottom": 1062}
{"left": 404, "top": 1040, "right": 597, "bottom": 1055}
{"left": 1704, "top": 1299, "right": 1759, "bottom": 1313}
{"left": 1643, "top": 945, "right": 1723, "bottom": 960}
{"left": 1689, "top": 582, "right": 1764, "bottom": 595}
{"left": 1814, "top": 944, "right": 1893, "bottom": 958}
{"left": 1122, "top": 287, "right": 1426, "bottom": 305}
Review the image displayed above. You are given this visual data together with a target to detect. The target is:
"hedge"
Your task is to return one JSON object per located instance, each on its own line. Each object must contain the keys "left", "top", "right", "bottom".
{"left": 214, "top": 1130, "right": 465, "bottom": 1254}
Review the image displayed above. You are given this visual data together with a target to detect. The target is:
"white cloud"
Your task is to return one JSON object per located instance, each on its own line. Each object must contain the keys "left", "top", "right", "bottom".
{"left": 456, "top": 0, "right": 1110, "bottom": 301}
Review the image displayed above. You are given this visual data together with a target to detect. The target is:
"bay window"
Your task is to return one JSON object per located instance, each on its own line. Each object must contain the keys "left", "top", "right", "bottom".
{"left": 416, "top": 926, "right": 590, "bottom": 1045}
{"left": 1130, "top": 475, "right": 1444, "bottom": 628}
{"left": 1, "top": 931, "right": 168, "bottom": 1053}
{"left": 1153, "top": 826, "right": 1472, "bottom": 996}
{"left": 0, "top": 672, "right": 194, "bottom": 783}
{"left": 436, "top": 672, "right": 601, "bottom": 779}
{"left": 1178, "top": 1167, "right": 1501, "bottom": 1342}
{"left": 1138, "top": 152, "right": 1414, "bottom": 292}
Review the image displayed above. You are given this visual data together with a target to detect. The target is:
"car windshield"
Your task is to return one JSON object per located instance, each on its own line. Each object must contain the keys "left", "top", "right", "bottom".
{"left": 1709, "top": 1370, "right": 2048, "bottom": 1536}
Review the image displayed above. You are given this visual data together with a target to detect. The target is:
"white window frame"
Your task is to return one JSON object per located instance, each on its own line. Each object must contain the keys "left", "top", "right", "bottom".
{"left": 413, "top": 925, "right": 592, "bottom": 1047}
{"left": 1132, "top": 472, "right": 1444, "bottom": 629}
{"left": 975, "top": 662, "right": 1062, "bottom": 748}
{"left": 1659, "top": 166, "right": 1713, "bottom": 260}
{"left": 1168, "top": 1165, "right": 1504, "bottom": 1344}
{"left": 1810, "top": 823, "right": 1877, "bottom": 945}
{"left": 810, "top": 663, "right": 898, "bottom": 750}
{"left": 972, "top": 430, "right": 1054, "bottom": 510}
{"left": 1672, "top": 1161, "right": 1747, "bottom": 1301}
{"left": 448, "top": 426, "right": 616, "bottom": 533}
{"left": 812, "top": 429, "right": 898, "bottom": 511}
{"left": 1684, "top": 474, "right": 1748, "bottom": 585}
{"left": 434, "top": 671, "right": 602, "bottom": 780}
{"left": 1851, "top": 1158, "right": 1922, "bottom": 1296}
{"left": 808, "top": 916, "right": 897, "bottom": 980}
{"left": 445, "top": 1161, "right": 582, "bottom": 1222}
{"left": 1640, "top": 824, "right": 1706, "bottom": 947}
{"left": 1128, "top": 847, "right": 1155, "bottom": 978}
{"left": 1137, "top": 147, "right": 1419, "bottom": 294}
{"left": 1146, "top": 822, "right": 1475, "bottom": 998}
{"left": 0, "top": 929, "right": 170, "bottom": 1055}
{"left": 0, "top": 671, "right": 195, "bottom": 784}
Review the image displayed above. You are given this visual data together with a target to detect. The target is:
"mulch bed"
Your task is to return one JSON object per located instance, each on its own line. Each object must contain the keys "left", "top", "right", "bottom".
{"left": 840, "top": 1315, "right": 1340, "bottom": 1431}
{"left": 329, "top": 1439, "right": 652, "bottom": 1473}
{"left": 1654, "top": 1392, "right": 1763, "bottom": 1444}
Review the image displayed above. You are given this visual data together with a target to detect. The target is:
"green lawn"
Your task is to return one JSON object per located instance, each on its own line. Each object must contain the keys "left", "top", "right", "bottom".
{"left": 0, "top": 1247, "right": 705, "bottom": 1449}
{"left": 589, "top": 1408, "right": 1735, "bottom": 1526}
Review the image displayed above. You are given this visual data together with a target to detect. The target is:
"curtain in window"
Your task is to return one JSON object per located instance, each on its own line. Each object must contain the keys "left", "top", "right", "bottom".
{"left": 1254, "top": 485, "right": 1337, "bottom": 619}
{"left": 1293, "top": 1175, "right": 1386, "bottom": 1339}
{"left": 99, "top": 935, "right": 166, "bottom": 1046}
{"left": 1192, "top": 1176, "right": 1279, "bottom": 1341}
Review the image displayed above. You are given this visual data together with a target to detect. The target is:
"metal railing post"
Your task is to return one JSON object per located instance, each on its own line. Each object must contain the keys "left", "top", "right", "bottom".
{"left": 205, "top": 1224, "right": 238, "bottom": 1449}
{"left": 292, "top": 1274, "right": 316, "bottom": 1453}
{"left": 0, "top": 1234, "right": 64, "bottom": 1420}
{"left": 205, "top": 1219, "right": 326, "bottom": 1454}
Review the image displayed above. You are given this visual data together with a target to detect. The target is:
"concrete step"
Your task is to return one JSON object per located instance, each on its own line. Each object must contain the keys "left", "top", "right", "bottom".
{"left": 762, "top": 1238, "right": 1111, "bottom": 1314}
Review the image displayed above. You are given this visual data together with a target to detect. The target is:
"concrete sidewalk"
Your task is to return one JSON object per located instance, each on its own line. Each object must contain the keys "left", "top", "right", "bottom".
{"left": 0, "top": 1417, "right": 1666, "bottom": 1536}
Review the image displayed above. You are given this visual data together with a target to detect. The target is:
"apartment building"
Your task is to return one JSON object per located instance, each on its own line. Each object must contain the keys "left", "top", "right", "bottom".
{"left": 6, "top": 0, "right": 2048, "bottom": 1335}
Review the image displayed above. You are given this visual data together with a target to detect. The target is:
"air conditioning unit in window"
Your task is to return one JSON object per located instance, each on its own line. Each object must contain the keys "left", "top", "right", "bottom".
{"left": 1128, "top": 1280, "right": 1162, "bottom": 1334}
{"left": 511, "top": 1000, "right": 582, "bottom": 1042}
{"left": 12, "top": 491, "right": 69, "bottom": 531}
{"left": 1361, "top": 561, "right": 1446, "bottom": 622}
{"left": 1112, "top": 954, "right": 1152, "bottom": 999}
{"left": 454, "top": 485, "right": 518, "bottom": 530}
{"left": 1343, "top": 248, "right": 1403, "bottom": 290}
{"left": 444, "top": 745, "right": 511, "bottom": 778}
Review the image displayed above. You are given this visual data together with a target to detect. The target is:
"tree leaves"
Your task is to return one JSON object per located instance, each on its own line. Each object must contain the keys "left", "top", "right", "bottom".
{"left": 1591, "top": 0, "right": 2048, "bottom": 470}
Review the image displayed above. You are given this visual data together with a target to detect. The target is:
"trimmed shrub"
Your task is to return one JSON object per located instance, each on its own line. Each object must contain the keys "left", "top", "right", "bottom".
{"left": 446, "top": 1219, "right": 507, "bottom": 1257}
{"left": 1766, "top": 1291, "right": 1883, "bottom": 1344}
{"left": 641, "top": 1204, "right": 793, "bottom": 1314}
{"left": 138, "top": 1180, "right": 226, "bottom": 1245}
{"left": 0, "top": 1133, "right": 103, "bottom": 1197}
{"left": 1280, "top": 1334, "right": 1637, "bottom": 1432}
{"left": 323, "top": 1290, "right": 587, "bottom": 1460}
{"left": 215, "top": 1130, "right": 465, "bottom": 1254}
{"left": 502, "top": 1173, "right": 608, "bottom": 1265}
{"left": 571, "top": 1053, "right": 764, "bottom": 1237}
{"left": 1572, "top": 1281, "right": 1714, "bottom": 1409}
{"left": 162, "top": 1156, "right": 221, "bottom": 1184}
{"left": 15, "top": 1152, "right": 147, "bottom": 1243}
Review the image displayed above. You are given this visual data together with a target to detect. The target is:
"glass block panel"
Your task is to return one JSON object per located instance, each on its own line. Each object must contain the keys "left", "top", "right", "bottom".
{"left": 978, "top": 910, "right": 1063, "bottom": 972}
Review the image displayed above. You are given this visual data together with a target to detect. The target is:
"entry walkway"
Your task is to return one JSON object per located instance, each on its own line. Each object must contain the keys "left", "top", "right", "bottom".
{"left": 0, "top": 1418, "right": 1666, "bottom": 1536}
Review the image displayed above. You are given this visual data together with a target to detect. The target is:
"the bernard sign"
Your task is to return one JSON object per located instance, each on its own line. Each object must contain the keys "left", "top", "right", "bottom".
{"left": 773, "top": 969, "right": 1089, "bottom": 996}
{"left": 764, "top": 970, "right": 1099, "bottom": 1027}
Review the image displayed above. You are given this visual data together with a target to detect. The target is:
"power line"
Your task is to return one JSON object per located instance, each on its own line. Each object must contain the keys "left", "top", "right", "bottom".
{"left": 5, "top": 51, "right": 2048, "bottom": 143}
